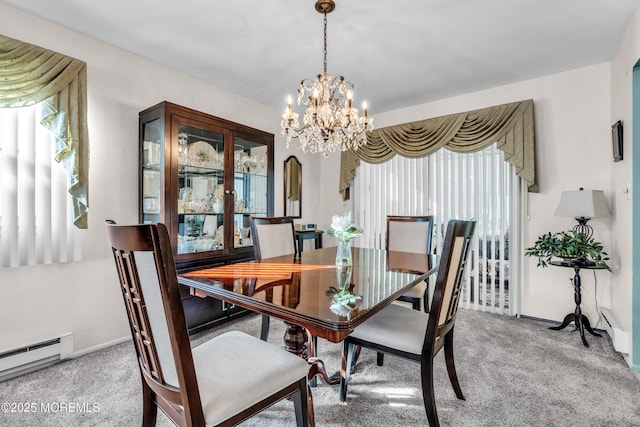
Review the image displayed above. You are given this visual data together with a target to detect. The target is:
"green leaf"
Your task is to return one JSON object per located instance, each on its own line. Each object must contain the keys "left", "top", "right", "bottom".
{"left": 524, "top": 229, "right": 611, "bottom": 271}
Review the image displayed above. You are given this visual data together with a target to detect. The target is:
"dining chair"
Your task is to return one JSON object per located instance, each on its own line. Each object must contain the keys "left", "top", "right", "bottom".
{"left": 249, "top": 217, "right": 298, "bottom": 342}
{"left": 106, "top": 221, "right": 312, "bottom": 427}
{"left": 387, "top": 215, "right": 434, "bottom": 312}
{"left": 339, "top": 219, "right": 476, "bottom": 427}
{"left": 372, "top": 215, "right": 435, "bottom": 368}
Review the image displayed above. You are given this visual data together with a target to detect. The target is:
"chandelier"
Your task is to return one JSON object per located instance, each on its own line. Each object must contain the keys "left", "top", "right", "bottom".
{"left": 281, "top": 0, "right": 373, "bottom": 157}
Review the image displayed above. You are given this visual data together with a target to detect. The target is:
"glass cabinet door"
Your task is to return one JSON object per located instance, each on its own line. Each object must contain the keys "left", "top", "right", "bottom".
{"left": 233, "top": 136, "right": 269, "bottom": 250}
{"left": 140, "top": 101, "right": 274, "bottom": 269}
{"left": 176, "top": 123, "right": 225, "bottom": 255}
{"left": 141, "top": 119, "right": 162, "bottom": 224}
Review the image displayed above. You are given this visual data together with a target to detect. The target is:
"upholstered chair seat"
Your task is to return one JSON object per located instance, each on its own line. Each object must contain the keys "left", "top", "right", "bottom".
{"left": 347, "top": 304, "right": 429, "bottom": 355}
{"left": 400, "top": 280, "right": 427, "bottom": 300}
{"left": 193, "top": 331, "right": 310, "bottom": 426}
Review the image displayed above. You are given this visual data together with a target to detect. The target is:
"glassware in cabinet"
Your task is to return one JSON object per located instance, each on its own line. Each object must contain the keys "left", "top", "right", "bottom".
{"left": 176, "top": 123, "right": 224, "bottom": 255}
{"left": 141, "top": 118, "right": 163, "bottom": 224}
{"left": 232, "top": 136, "right": 270, "bottom": 249}
{"left": 139, "top": 101, "right": 273, "bottom": 270}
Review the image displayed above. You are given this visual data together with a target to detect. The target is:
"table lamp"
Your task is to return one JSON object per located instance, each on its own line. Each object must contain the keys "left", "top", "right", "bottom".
{"left": 554, "top": 188, "right": 609, "bottom": 238}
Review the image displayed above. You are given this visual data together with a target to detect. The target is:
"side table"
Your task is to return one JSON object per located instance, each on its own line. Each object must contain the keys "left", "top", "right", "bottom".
{"left": 548, "top": 260, "right": 605, "bottom": 347}
{"left": 295, "top": 230, "right": 323, "bottom": 256}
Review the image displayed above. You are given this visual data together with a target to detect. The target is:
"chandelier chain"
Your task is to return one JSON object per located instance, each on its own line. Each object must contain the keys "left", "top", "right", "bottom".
{"left": 323, "top": 13, "right": 328, "bottom": 74}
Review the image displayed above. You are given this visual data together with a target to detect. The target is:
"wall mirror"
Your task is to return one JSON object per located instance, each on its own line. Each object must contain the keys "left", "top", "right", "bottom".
{"left": 284, "top": 155, "right": 302, "bottom": 218}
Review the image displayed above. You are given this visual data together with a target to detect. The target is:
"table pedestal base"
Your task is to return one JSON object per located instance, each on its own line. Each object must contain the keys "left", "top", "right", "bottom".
{"left": 284, "top": 322, "right": 344, "bottom": 426}
{"left": 547, "top": 263, "right": 604, "bottom": 348}
{"left": 284, "top": 322, "right": 341, "bottom": 385}
{"left": 549, "top": 312, "right": 602, "bottom": 347}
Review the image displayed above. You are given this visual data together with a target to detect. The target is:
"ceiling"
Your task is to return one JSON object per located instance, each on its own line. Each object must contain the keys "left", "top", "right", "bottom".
{"left": 3, "top": 0, "right": 640, "bottom": 115}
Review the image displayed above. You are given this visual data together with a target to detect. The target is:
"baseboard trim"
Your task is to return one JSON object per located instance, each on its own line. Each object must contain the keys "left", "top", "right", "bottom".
{"left": 71, "top": 336, "right": 131, "bottom": 359}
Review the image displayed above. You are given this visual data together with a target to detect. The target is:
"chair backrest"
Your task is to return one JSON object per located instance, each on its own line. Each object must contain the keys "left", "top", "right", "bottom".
{"left": 105, "top": 221, "right": 205, "bottom": 425}
{"left": 423, "top": 219, "right": 476, "bottom": 355}
{"left": 386, "top": 215, "right": 434, "bottom": 254}
{"left": 250, "top": 217, "right": 297, "bottom": 260}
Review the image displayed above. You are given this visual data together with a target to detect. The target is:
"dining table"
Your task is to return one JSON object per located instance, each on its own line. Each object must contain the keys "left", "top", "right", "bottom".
{"left": 179, "top": 246, "right": 437, "bottom": 382}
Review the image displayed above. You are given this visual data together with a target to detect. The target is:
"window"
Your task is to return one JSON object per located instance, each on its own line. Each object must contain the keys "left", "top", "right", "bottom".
{"left": 0, "top": 104, "right": 81, "bottom": 267}
{"left": 352, "top": 144, "right": 522, "bottom": 315}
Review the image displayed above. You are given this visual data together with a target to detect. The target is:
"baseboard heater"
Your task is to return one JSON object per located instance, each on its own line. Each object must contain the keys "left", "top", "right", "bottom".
{"left": 599, "top": 307, "right": 629, "bottom": 354}
{"left": 0, "top": 334, "right": 73, "bottom": 381}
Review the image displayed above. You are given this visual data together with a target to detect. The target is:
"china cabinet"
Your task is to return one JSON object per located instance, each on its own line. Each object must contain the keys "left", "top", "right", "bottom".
{"left": 139, "top": 101, "right": 273, "bottom": 329}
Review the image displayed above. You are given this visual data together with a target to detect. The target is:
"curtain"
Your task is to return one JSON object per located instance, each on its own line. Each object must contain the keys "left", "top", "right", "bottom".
{"left": 0, "top": 34, "right": 89, "bottom": 228}
{"left": 340, "top": 99, "right": 536, "bottom": 200}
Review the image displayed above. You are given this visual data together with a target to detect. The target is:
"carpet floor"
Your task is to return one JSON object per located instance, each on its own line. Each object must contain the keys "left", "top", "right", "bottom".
{"left": 1, "top": 308, "right": 639, "bottom": 426}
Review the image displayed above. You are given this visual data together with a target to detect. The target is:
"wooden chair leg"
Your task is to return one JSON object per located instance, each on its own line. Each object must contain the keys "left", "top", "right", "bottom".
{"left": 292, "top": 378, "right": 311, "bottom": 427}
{"left": 421, "top": 359, "right": 439, "bottom": 427}
{"left": 444, "top": 330, "right": 465, "bottom": 400}
{"left": 339, "top": 342, "right": 354, "bottom": 401}
{"left": 376, "top": 352, "right": 384, "bottom": 366}
{"left": 352, "top": 345, "right": 361, "bottom": 365}
{"left": 423, "top": 290, "right": 430, "bottom": 313}
{"left": 412, "top": 298, "right": 421, "bottom": 310}
{"left": 308, "top": 332, "right": 318, "bottom": 387}
{"left": 141, "top": 382, "right": 158, "bottom": 427}
{"left": 260, "top": 314, "right": 270, "bottom": 341}
{"left": 307, "top": 383, "right": 315, "bottom": 427}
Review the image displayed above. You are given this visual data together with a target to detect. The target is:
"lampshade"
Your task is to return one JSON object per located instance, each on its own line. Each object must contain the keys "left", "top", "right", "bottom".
{"left": 554, "top": 189, "right": 609, "bottom": 219}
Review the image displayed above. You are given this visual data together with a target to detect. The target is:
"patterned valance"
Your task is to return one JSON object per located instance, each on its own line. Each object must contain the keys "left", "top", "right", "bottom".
{"left": 340, "top": 99, "right": 536, "bottom": 200}
{"left": 0, "top": 34, "right": 89, "bottom": 228}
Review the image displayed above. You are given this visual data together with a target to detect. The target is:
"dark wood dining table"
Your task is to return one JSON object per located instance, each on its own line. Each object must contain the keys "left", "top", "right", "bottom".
{"left": 179, "top": 246, "right": 436, "bottom": 375}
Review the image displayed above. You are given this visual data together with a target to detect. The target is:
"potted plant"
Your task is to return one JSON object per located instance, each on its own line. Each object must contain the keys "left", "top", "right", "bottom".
{"left": 525, "top": 229, "right": 611, "bottom": 271}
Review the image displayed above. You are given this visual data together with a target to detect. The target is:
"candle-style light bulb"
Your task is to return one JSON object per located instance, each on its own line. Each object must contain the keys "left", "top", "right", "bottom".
{"left": 362, "top": 101, "right": 368, "bottom": 117}
{"left": 286, "top": 95, "right": 292, "bottom": 115}
{"left": 347, "top": 90, "right": 353, "bottom": 109}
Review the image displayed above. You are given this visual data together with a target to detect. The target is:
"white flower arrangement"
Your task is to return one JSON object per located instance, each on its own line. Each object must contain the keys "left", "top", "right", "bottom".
{"left": 326, "top": 212, "right": 363, "bottom": 242}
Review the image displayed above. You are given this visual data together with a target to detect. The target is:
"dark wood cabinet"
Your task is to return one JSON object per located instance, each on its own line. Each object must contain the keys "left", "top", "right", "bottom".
{"left": 139, "top": 101, "right": 274, "bottom": 330}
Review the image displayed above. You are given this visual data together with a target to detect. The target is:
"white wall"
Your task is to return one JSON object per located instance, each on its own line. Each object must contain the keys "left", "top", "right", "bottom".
{"left": 0, "top": 4, "right": 323, "bottom": 354}
{"left": 320, "top": 63, "right": 615, "bottom": 324}
{"left": 610, "top": 6, "right": 640, "bottom": 362}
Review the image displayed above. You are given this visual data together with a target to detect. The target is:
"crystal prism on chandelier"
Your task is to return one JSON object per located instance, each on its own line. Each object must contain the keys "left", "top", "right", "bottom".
{"left": 281, "top": 0, "right": 373, "bottom": 157}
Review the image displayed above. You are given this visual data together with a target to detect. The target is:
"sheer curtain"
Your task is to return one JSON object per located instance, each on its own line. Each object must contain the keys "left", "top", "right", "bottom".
{"left": 352, "top": 144, "right": 521, "bottom": 315}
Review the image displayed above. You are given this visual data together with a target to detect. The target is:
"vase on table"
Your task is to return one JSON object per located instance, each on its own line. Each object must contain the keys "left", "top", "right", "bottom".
{"left": 335, "top": 239, "right": 353, "bottom": 266}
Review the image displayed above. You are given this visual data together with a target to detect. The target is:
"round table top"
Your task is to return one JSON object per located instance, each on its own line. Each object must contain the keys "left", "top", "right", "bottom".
{"left": 549, "top": 259, "right": 606, "bottom": 270}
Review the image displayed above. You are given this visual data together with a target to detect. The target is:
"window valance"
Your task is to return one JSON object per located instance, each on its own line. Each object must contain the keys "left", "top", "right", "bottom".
{"left": 340, "top": 99, "right": 536, "bottom": 199}
{"left": 0, "top": 34, "right": 89, "bottom": 228}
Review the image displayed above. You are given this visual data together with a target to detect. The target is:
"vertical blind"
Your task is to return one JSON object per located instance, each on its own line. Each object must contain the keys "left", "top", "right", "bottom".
{"left": 0, "top": 104, "right": 81, "bottom": 267}
{"left": 352, "top": 144, "right": 520, "bottom": 315}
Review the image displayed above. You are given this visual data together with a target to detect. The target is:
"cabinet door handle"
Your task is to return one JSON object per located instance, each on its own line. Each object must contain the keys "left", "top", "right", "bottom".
{"left": 224, "top": 189, "right": 235, "bottom": 195}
